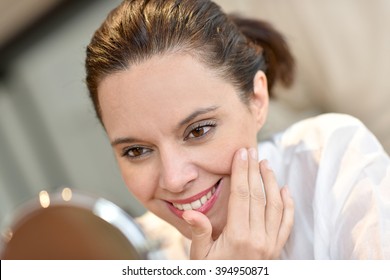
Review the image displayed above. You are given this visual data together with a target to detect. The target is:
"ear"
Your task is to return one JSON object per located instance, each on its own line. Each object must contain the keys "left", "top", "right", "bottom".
{"left": 249, "top": 71, "right": 269, "bottom": 131}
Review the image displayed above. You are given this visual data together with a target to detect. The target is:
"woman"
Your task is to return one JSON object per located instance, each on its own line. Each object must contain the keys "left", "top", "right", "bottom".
{"left": 85, "top": 0, "right": 390, "bottom": 259}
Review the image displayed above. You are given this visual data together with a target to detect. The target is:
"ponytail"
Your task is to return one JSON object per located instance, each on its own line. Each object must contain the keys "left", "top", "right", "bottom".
{"left": 230, "top": 15, "right": 295, "bottom": 95}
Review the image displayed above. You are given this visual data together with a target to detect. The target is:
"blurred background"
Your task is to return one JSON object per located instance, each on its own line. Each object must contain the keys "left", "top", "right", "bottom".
{"left": 0, "top": 0, "right": 143, "bottom": 229}
{"left": 0, "top": 0, "right": 389, "bottom": 233}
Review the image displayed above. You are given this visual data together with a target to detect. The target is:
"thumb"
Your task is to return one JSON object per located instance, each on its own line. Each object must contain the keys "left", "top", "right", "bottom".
{"left": 182, "top": 210, "right": 213, "bottom": 259}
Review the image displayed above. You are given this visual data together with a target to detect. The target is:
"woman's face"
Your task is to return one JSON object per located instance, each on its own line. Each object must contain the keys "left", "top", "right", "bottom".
{"left": 98, "top": 53, "right": 268, "bottom": 240}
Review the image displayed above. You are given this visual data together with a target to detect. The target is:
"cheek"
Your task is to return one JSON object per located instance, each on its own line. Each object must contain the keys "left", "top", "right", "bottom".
{"left": 203, "top": 128, "right": 258, "bottom": 174}
{"left": 200, "top": 141, "right": 243, "bottom": 176}
{"left": 119, "top": 163, "right": 156, "bottom": 203}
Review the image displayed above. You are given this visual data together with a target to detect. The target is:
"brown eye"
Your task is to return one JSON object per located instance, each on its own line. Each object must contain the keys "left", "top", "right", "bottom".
{"left": 129, "top": 147, "right": 143, "bottom": 157}
{"left": 187, "top": 125, "right": 213, "bottom": 139}
{"left": 123, "top": 146, "right": 152, "bottom": 159}
{"left": 191, "top": 127, "right": 206, "bottom": 138}
{"left": 184, "top": 120, "right": 217, "bottom": 141}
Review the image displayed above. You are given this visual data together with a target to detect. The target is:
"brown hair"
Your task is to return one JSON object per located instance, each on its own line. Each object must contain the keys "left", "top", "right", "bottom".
{"left": 85, "top": 0, "right": 294, "bottom": 121}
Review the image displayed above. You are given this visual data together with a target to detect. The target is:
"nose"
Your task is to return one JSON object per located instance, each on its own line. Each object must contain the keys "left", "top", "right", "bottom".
{"left": 158, "top": 146, "right": 198, "bottom": 193}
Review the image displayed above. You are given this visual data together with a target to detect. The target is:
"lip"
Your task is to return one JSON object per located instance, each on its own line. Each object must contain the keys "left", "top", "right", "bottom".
{"left": 166, "top": 178, "right": 223, "bottom": 218}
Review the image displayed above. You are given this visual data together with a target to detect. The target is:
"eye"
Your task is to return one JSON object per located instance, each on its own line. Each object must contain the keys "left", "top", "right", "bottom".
{"left": 188, "top": 126, "right": 211, "bottom": 138}
{"left": 184, "top": 120, "right": 217, "bottom": 140}
{"left": 122, "top": 146, "right": 152, "bottom": 159}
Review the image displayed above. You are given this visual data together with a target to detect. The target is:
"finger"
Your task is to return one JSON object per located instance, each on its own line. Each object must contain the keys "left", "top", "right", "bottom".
{"left": 227, "top": 148, "right": 250, "bottom": 231}
{"left": 182, "top": 210, "right": 213, "bottom": 259}
{"left": 260, "top": 160, "right": 284, "bottom": 239}
{"left": 248, "top": 148, "right": 266, "bottom": 233}
{"left": 275, "top": 187, "right": 294, "bottom": 251}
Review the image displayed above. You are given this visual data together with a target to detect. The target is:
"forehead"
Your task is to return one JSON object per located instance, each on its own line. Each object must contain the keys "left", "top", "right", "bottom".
{"left": 97, "top": 53, "right": 240, "bottom": 134}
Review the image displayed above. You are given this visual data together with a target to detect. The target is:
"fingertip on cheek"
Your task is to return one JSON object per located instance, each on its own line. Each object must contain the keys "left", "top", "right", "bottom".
{"left": 239, "top": 148, "right": 248, "bottom": 161}
{"left": 249, "top": 147, "right": 258, "bottom": 160}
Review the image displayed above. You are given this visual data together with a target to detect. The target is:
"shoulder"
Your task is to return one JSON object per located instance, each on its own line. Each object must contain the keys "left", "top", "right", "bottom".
{"left": 263, "top": 113, "right": 388, "bottom": 161}
{"left": 263, "top": 114, "right": 390, "bottom": 259}
{"left": 279, "top": 113, "right": 373, "bottom": 151}
{"left": 288, "top": 113, "right": 366, "bottom": 132}
{"left": 258, "top": 113, "right": 387, "bottom": 182}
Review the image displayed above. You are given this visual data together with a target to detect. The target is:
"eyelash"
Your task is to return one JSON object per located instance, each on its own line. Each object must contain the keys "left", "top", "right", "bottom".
{"left": 184, "top": 120, "right": 217, "bottom": 141}
{"left": 121, "top": 120, "right": 217, "bottom": 160}
{"left": 121, "top": 146, "right": 152, "bottom": 159}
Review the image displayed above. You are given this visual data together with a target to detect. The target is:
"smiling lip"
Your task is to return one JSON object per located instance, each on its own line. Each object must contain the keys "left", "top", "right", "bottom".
{"left": 167, "top": 179, "right": 222, "bottom": 218}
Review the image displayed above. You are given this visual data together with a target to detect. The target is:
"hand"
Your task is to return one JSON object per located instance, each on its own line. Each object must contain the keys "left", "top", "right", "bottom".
{"left": 182, "top": 148, "right": 294, "bottom": 259}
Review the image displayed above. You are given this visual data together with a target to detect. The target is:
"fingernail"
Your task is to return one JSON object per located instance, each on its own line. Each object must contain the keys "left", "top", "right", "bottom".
{"left": 263, "top": 159, "right": 271, "bottom": 170}
{"left": 249, "top": 148, "right": 258, "bottom": 160}
{"left": 240, "top": 148, "right": 248, "bottom": 161}
{"left": 182, "top": 213, "right": 194, "bottom": 226}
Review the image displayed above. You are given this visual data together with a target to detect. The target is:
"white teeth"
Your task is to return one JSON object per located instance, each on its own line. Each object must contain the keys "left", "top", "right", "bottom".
{"left": 191, "top": 200, "right": 202, "bottom": 209}
{"left": 182, "top": 204, "right": 192, "bottom": 211}
{"left": 172, "top": 186, "right": 216, "bottom": 211}
{"left": 173, "top": 203, "right": 183, "bottom": 210}
{"left": 200, "top": 195, "right": 207, "bottom": 204}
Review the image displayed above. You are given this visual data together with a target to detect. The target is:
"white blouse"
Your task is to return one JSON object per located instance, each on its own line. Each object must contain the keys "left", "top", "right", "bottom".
{"left": 259, "top": 113, "right": 390, "bottom": 259}
{"left": 137, "top": 113, "right": 390, "bottom": 259}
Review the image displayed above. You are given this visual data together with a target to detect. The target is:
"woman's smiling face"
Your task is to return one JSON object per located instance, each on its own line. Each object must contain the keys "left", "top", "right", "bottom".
{"left": 98, "top": 53, "right": 268, "bottom": 240}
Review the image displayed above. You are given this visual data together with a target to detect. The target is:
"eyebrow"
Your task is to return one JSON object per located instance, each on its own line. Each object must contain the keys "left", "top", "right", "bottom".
{"left": 177, "top": 105, "right": 220, "bottom": 128}
{"left": 111, "top": 105, "right": 220, "bottom": 147}
{"left": 111, "top": 136, "right": 139, "bottom": 147}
